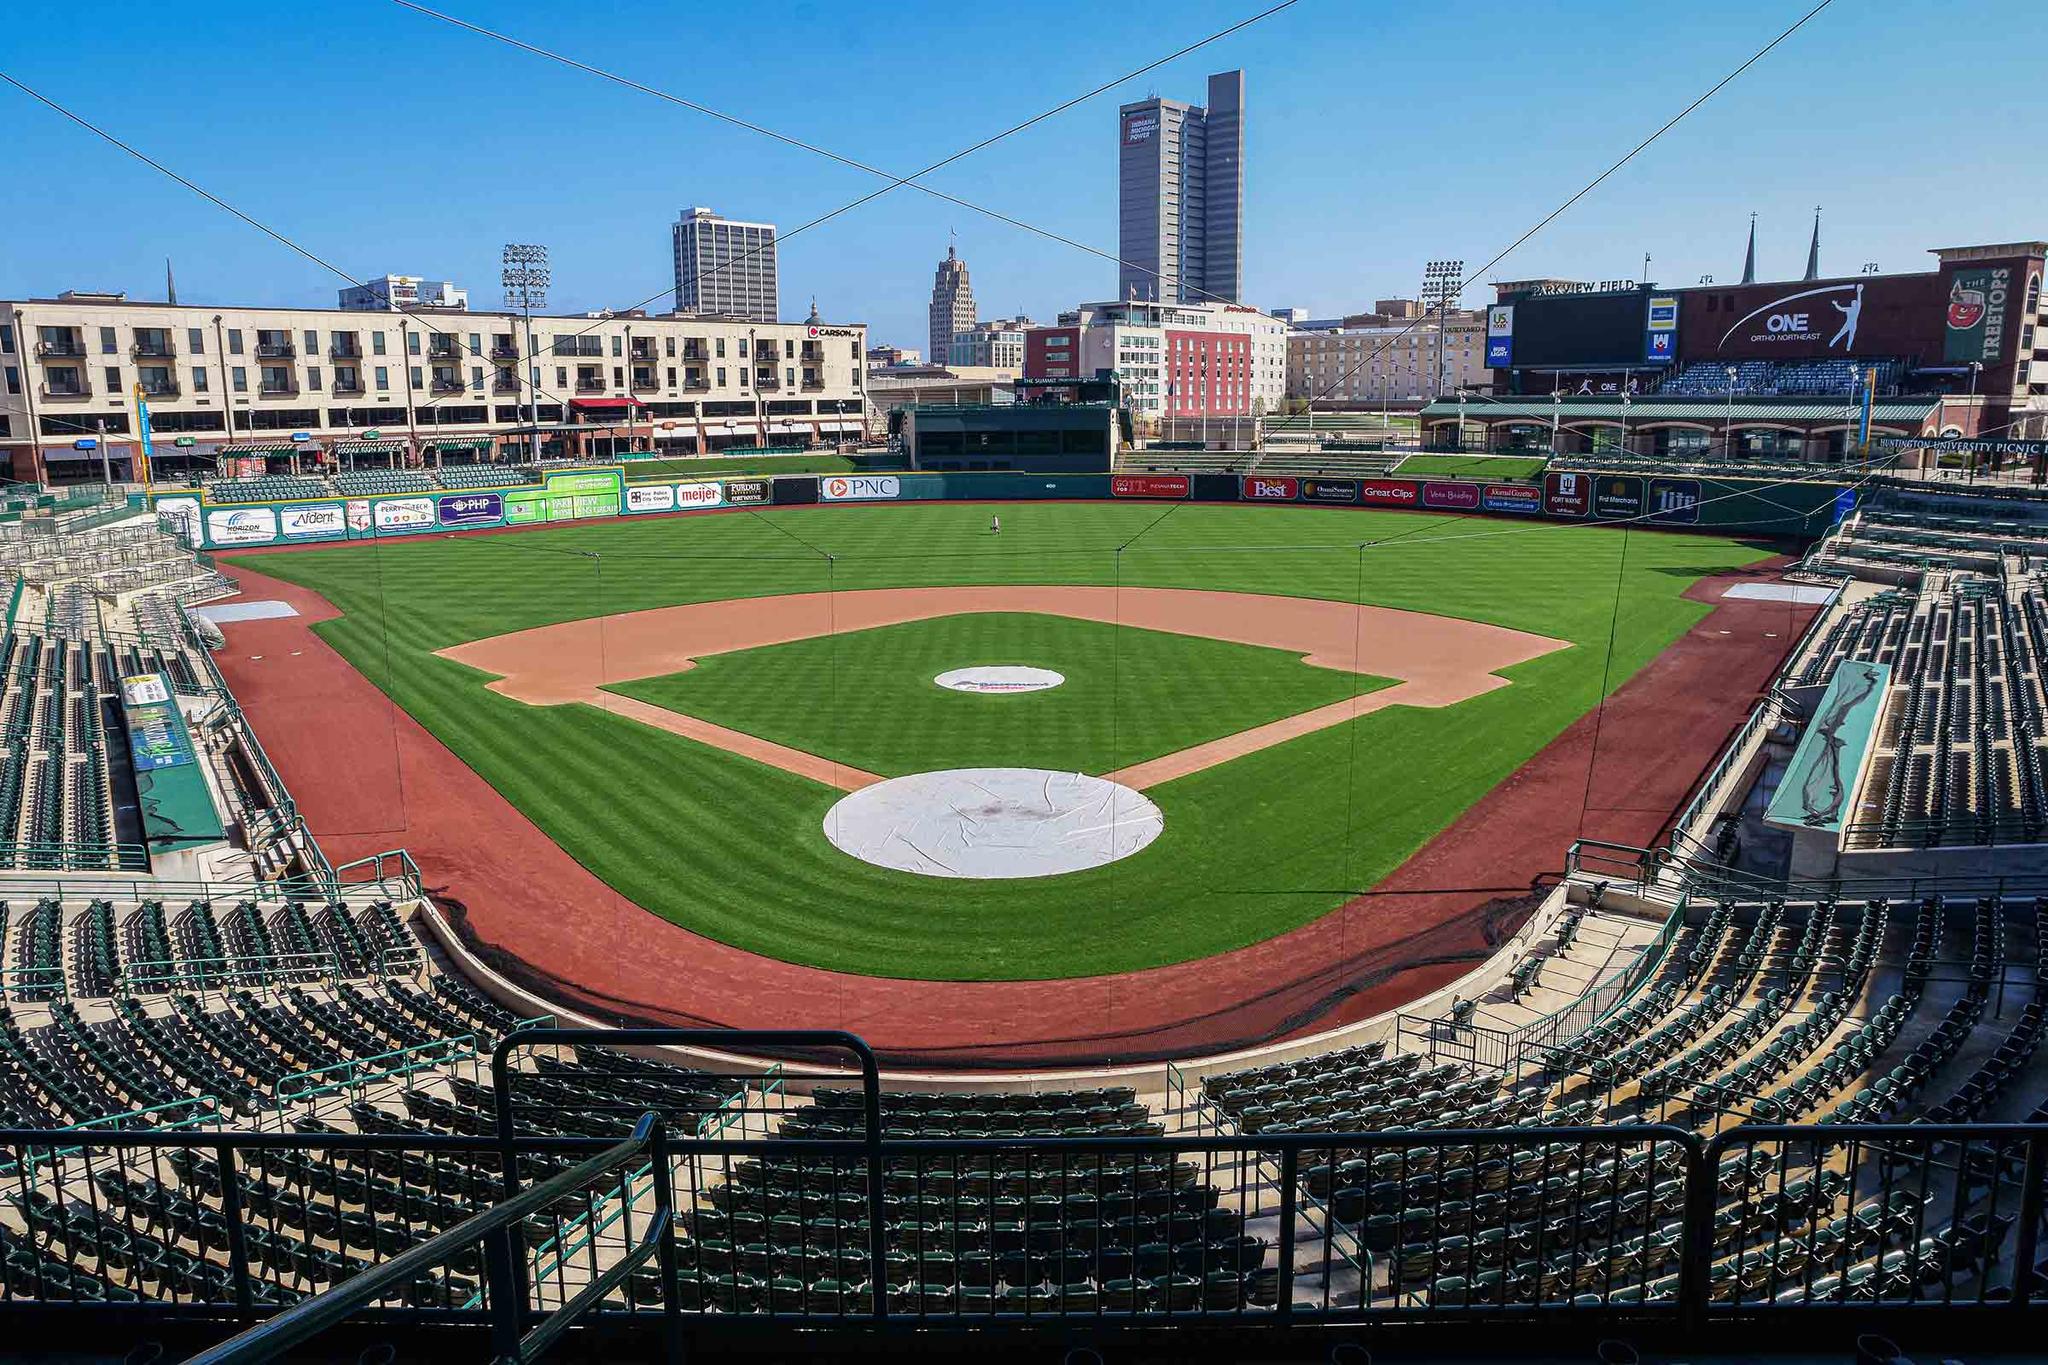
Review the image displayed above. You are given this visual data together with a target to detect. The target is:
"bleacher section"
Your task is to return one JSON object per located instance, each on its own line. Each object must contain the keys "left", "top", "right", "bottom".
{"left": 331, "top": 470, "right": 436, "bottom": 498}
{"left": 1657, "top": 358, "right": 1905, "bottom": 397}
{"left": 436, "top": 463, "right": 538, "bottom": 489}
{"left": 202, "top": 477, "right": 328, "bottom": 506}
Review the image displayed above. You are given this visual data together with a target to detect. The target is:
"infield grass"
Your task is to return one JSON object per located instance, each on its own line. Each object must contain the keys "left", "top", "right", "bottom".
{"left": 230, "top": 501, "right": 1774, "bottom": 979}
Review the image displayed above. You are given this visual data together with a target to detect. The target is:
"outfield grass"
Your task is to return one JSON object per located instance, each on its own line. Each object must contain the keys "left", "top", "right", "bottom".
{"left": 230, "top": 502, "right": 1774, "bottom": 979}
{"left": 608, "top": 613, "right": 1388, "bottom": 777}
{"left": 621, "top": 454, "right": 860, "bottom": 480}
{"left": 1393, "top": 453, "right": 1549, "bottom": 481}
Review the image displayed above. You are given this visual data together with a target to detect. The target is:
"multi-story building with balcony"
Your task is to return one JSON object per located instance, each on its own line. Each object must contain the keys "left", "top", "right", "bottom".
{"left": 0, "top": 292, "right": 866, "bottom": 481}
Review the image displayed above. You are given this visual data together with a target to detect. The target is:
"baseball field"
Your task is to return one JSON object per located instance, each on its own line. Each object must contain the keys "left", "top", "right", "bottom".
{"left": 227, "top": 501, "right": 1775, "bottom": 981}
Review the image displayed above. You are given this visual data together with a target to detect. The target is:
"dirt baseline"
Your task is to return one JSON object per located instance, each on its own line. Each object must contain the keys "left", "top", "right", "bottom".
{"left": 439, "top": 587, "right": 1568, "bottom": 792}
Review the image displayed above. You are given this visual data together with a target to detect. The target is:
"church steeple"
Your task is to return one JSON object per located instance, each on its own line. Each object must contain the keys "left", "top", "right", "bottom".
{"left": 1741, "top": 212, "right": 1757, "bottom": 285}
{"left": 1803, "top": 206, "right": 1822, "bottom": 281}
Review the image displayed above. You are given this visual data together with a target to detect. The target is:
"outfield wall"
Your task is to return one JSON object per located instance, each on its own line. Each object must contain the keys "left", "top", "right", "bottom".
{"left": 148, "top": 464, "right": 1850, "bottom": 551}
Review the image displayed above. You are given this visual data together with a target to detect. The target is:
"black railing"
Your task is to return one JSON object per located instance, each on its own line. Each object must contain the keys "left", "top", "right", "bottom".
{"left": 0, "top": 1028, "right": 2042, "bottom": 1358}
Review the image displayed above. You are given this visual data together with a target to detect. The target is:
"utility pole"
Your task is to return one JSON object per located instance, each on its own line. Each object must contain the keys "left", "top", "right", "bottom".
{"left": 502, "top": 243, "right": 549, "bottom": 467}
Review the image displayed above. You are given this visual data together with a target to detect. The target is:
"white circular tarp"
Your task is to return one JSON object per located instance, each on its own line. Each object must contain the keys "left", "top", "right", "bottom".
{"left": 933, "top": 665, "right": 1065, "bottom": 695}
{"left": 824, "top": 768, "right": 1163, "bottom": 879}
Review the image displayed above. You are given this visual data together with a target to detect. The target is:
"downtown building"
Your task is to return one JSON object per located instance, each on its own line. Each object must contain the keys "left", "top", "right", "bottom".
{"left": 1287, "top": 311, "right": 1490, "bottom": 406}
{"left": 0, "top": 291, "right": 866, "bottom": 481}
{"left": 928, "top": 244, "right": 976, "bottom": 373}
{"left": 672, "top": 207, "right": 780, "bottom": 323}
{"left": 1117, "top": 70, "right": 1244, "bottom": 306}
{"left": 1023, "top": 297, "right": 1285, "bottom": 426}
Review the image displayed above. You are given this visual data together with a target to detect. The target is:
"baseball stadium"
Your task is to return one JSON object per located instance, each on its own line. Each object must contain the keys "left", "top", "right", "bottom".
{"left": 0, "top": 350, "right": 2044, "bottom": 1362}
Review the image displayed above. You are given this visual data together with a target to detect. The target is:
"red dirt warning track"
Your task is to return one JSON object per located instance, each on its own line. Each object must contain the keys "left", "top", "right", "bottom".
{"left": 211, "top": 558, "right": 1815, "bottom": 1068}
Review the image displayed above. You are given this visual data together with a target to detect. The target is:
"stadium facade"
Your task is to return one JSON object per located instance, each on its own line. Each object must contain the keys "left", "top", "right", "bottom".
{"left": 0, "top": 294, "right": 867, "bottom": 481}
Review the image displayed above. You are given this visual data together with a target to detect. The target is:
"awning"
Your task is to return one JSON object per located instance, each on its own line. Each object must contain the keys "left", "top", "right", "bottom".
{"left": 331, "top": 440, "right": 407, "bottom": 456}
{"left": 216, "top": 442, "right": 300, "bottom": 457}
{"left": 430, "top": 438, "right": 491, "bottom": 452}
{"left": 569, "top": 396, "right": 647, "bottom": 412}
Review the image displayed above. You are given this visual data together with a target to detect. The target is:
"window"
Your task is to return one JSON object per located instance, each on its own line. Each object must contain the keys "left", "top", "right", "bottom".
{"left": 372, "top": 332, "right": 387, "bottom": 356}
{"left": 610, "top": 336, "right": 622, "bottom": 357}
{"left": 469, "top": 333, "right": 482, "bottom": 354}
{"left": 406, "top": 331, "right": 421, "bottom": 355}
{"left": 231, "top": 366, "right": 248, "bottom": 392}
{"left": 99, "top": 326, "right": 117, "bottom": 354}
{"left": 410, "top": 366, "right": 423, "bottom": 388}
{"left": 786, "top": 367, "right": 795, "bottom": 387}
{"left": 555, "top": 367, "right": 568, "bottom": 387}
{"left": 784, "top": 340, "right": 795, "bottom": 359}
{"left": 471, "top": 366, "right": 483, "bottom": 389}
{"left": 104, "top": 365, "right": 121, "bottom": 389}
{"left": 612, "top": 366, "right": 624, "bottom": 387}
{"left": 665, "top": 337, "right": 675, "bottom": 358}
{"left": 308, "top": 366, "right": 323, "bottom": 390}
{"left": 0, "top": 326, "right": 11, "bottom": 354}
{"left": 2, "top": 367, "right": 16, "bottom": 396}
{"left": 374, "top": 366, "right": 389, "bottom": 389}
{"left": 716, "top": 338, "right": 727, "bottom": 358}
{"left": 228, "top": 329, "right": 244, "bottom": 354}
{"left": 187, "top": 327, "right": 204, "bottom": 354}
{"left": 192, "top": 367, "right": 208, "bottom": 393}
{"left": 717, "top": 366, "right": 727, "bottom": 386}
{"left": 738, "top": 338, "right": 748, "bottom": 357}
{"left": 667, "top": 367, "right": 676, "bottom": 386}
{"left": 303, "top": 329, "right": 318, "bottom": 352}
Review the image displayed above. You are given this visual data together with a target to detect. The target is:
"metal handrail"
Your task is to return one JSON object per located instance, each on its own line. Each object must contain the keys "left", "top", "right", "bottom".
{"left": 184, "top": 1112, "right": 664, "bottom": 1365}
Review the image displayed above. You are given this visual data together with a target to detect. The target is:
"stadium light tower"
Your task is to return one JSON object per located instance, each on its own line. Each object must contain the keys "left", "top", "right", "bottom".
{"left": 1421, "top": 259, "right": 1464, "bottom": 400}
{"left": 502, "top": 243, "right": 550, "bottom": 466}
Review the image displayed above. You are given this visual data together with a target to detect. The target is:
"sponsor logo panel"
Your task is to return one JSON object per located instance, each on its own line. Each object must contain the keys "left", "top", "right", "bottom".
{"left": 1299, "top": 478, "right": 1360, "bottom": 504}
{"left": 345, "top": 499, "right": 372, "bottom": 533}
{"left": 724, "top": 478, "right": 770, "bottom": 506}
{"left": 1944, "top": 267, "right": 2011, "bottom": 363}
{"left": 154, "top": 496, "right": 201, "bottom": 544}
{"left": 1593, "top": 476, "right": 1646, "bottom": 520}
{"left": 437, "top": 493, "right": 503, "bottom": 528}
{"left": 1241, "top": 475, "right": 1298, "bottom": 501}
{"left": 373, "top": 497, "right": 436, "bottom": 531}
{"left": 822, "top": 475, "right": 901, "bottom": 501}
{"left": 674, "top": 480, "right": 723, "bottom": 508}
{"left": 1356, "top": 478, "right": 1417, "bottom": 506}
{"left": 205, "top": 507, "right": 278, "bottom": 546}
{"left": 1485, "top": 305, "right": 1514, "bottom": 367}
{"left": 1481, "top": 483, "right": 1543, "bottom": 514}
{"left": 1543, "top": 472, "right": 1590, "bottom": 518}
{"left": 280, "top": 504, "right": 347, "bottom": 539}
{"left": 1110, "top": 474, "right": 1190, "bottom": 499}
{"left": 1647, "top": 478, "right": 1701, "bottom": 525}
{"left": 625, "top": 484, "right": 676, "bottom": 514}
{"left": 1421, "top": 481, "right": 1481, "bottom": 510}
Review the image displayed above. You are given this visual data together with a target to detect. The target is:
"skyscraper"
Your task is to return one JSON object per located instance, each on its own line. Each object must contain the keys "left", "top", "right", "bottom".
{"left": 1117, "top": 70, "right": 1244, "bottom": 305}
{"left": 672, "top": 207, "right": 779, "bottom": 323}
{"left": 929, "top": 242, "right": 975, "bottom": 370}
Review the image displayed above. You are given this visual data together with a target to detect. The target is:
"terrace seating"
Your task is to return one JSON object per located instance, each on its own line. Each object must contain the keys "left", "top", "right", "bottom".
{"left": 436, "top": 463, "right": 537, "bottom": 489}
{"left": 332, "top": 469, "right": 435, "bottom": 497}
{"left": 202, "top": 476, "right": 326, "bottom": 505}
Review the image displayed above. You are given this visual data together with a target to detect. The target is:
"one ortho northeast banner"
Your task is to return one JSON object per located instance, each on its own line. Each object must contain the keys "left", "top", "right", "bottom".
{"left": 1764, "top": 660, "right": 1889, "bottom": 834}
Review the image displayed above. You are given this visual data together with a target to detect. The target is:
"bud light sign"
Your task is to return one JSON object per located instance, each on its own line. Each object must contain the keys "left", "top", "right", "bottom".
{"left": 438, "top": 493, "right": 503, "bottom": 528}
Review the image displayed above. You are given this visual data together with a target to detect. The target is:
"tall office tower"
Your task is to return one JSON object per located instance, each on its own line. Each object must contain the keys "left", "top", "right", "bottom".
{"left": 1117, "top": 70, "right": 1245, "bottom": 305}
{"left": 929, "top": 242, "right": 975, "bottom": 369}
{"left": 672, "top": 207, "right": 779, "bottom": 322}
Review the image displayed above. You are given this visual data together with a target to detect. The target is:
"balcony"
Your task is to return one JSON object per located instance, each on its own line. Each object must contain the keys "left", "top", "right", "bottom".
{"left": 575, "top": 377, "right": 607, "bottom": 394}
{"left": 754, "top": 373, "right": 781, "bottom": 391}
{"left": 492, "top": 376, "right": 522, "bottom": 395}
{"left": 41, "top": 380, "right": 92, "bottom": 399}
{"left": 427, "top": 345, "right": 462, "bottom": 363}
{"left": 258, "top": 380, "right": 299, "bottom": 397}
{"left": 802, "top": 379, "right": 826, "bottom": 391}
{"left": 431, "top": 376, "right": 465, "bottom": 394}
{"left": 631, "top": 375, "right": 660, "bottom": 392}
{"left": 34, "top": 339, "right": 86, "bottom": 359}
{"left": 629, "top": 345, "right": 658, "bottom": 364}
{"left": 489, "top": 342, "right": 521, "bottom": 360}
{"left": 682, "top": 343, "right": 710, "bottom": 362}
{"left": 329, "top": 342, "right": 363, "bottom": 360}
{"left": 800, "top": 344, "right": 824, "bottom": 362}
{"left": 332, "top": 377, "right": 365, "bottom": 395}
{"left": 255, "top": 341, "right": 297, "bottom": 359}
{"left": 131, "top": 340, "right": 177, "bottom": 359}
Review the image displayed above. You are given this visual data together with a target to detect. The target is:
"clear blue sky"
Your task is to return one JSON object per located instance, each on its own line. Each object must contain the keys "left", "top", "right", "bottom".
{"left": 2, "top": 0, "right": 2040, "bottom": 349}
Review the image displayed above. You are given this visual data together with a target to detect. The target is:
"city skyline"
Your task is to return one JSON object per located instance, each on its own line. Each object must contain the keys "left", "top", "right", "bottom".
{"left": 2, "top": 0, "right": 2042, "bottom": 352}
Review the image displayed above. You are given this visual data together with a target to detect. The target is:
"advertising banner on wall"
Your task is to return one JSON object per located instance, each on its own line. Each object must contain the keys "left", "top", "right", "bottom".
{"left": 1678, "top": 274, "right": 1944, "bottom": 362}
{"left": 625, "top": 484, "right": 676, "bottom": 514}
{"left": 1485, "top": 305, "right": 1514, "bottom": 368}
{"left": 1647, "top": 478, "right": 1702, "bottom": 524}
{"left": 1421, "top": 481, "right": 1481, "bottom": 510}
{"left": 1110, "top": 474, "right": 1190, "bottom": 499}
{"left": 1543, "top": 472, "right": 1591, "bottom": 518}
{"left": 724, "top": 478, "right": 771, "bottom": 506}
{"left": 1241, "top": 475, "right": 1298, "bottom": 501}
{"left": 206, "top": 507, "right": 278, "bottom": 546}
{"left": 1942, "top": 266, "right": 2012, "bottom": 363}
{"left": 674, "top": 481, "right": 723, "bottom": 509}
{"left": 1593, "top": 476, "right": 1646, "bottom": 520}
{"left": 1643, "top": 294, "right": 1678, "bottom": 363}
{"left": 1482, "top": 483, "right": 1543, "bottom": 514}
{"left": 120, "top": 673, "right": 197, "bottom": 772}
{"left": 822, "top": 475, "right": 900, "bottom": 501}
{"left": 1299, "top": 478, "right": 1361, "bottom": 503}
{"left": 374, "top": 498, "right": 436, "bottom": 532}
{"left": 1354, "top": 478, "right": 1415, "bottom": 506}
{"left": 280, "top": 504, "right": 347, "bottom": 540}
{"left": 155, "top": 496, "right": 201, "bottom": 546}
{"left": 437, "top": 493, "right": 503, "bottom": 528}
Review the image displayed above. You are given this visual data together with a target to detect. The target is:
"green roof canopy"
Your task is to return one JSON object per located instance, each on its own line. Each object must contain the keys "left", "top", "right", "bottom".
{"left": 1419, "top": 397, "right": 1939, "bottom": 424}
